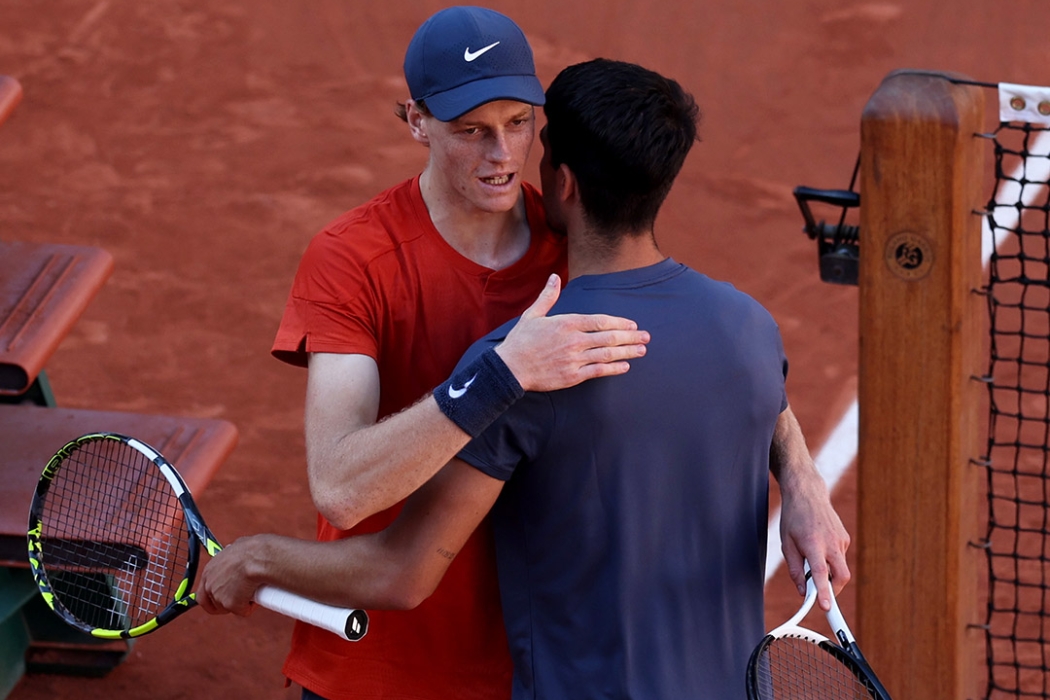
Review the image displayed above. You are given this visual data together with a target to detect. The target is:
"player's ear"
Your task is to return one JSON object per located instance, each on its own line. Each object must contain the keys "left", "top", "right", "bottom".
{"left": 556, "top": 163, "right": 577, "bottom": 205}
{"left": 406, "top": 100, "right": 430, "bottom": 146}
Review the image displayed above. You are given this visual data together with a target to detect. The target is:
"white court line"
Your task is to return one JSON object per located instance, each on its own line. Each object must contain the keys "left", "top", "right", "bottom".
{"left": 764, "top": 127, "right": 1050, "bottom": 585}
{"left": 982, "top": 129, "right": 1050, "bottom": 262}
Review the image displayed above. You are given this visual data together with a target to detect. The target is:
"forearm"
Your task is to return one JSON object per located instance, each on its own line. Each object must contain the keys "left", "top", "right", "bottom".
{"left": 770, "top": 406, "right": 851, "bottom": 605}
{"left": 769, "top": 406, "right": 824, "bottom": 495}
{"left": 310, "top": 395, "right": 470, "bottom": 530}
{"left": 200, "top": 460, "right": 501, "bottom": 618}
{"left": 228, "top": 531, "right": 432, "bottom": 611}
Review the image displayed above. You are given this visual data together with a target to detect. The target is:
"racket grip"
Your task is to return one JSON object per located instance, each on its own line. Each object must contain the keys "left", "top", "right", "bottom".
{"left": 254, "top": 585, "right": 369, "bottom": 642}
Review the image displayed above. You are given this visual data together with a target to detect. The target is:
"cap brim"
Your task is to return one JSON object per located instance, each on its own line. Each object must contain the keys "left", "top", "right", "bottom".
{"left": 424, "top": 74, "right": 545, "bottom": 121}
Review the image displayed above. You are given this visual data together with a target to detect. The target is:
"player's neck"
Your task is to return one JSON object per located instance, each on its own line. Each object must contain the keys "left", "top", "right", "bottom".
{"left": 567, "top": 227, "right": 665, "bottom": 279}
{"left": 419, "top": 172, "right": 532, "bottom": 271}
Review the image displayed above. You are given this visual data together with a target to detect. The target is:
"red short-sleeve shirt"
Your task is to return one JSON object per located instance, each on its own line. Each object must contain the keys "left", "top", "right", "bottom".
{"left": 272, "top": 177, "right": 566, "bottom": 699}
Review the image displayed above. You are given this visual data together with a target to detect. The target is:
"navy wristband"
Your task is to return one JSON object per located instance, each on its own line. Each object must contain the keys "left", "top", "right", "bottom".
{"left": 434, "top": 348, "right": 525, "bottom": 438}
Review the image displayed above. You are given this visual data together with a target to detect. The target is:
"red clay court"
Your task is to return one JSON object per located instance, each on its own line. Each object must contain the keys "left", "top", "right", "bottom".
{"left": 2, "top": 1, "right": 1049, "bottom": 698}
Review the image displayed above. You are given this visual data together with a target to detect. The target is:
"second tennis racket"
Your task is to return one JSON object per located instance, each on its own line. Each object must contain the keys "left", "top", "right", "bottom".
{"left": 27, "top": 432, "right": 369, "bottom": 642}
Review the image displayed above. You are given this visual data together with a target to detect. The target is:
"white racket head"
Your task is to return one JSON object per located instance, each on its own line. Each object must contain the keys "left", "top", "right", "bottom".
{"left": 746, "top": 563, "right": 891, "bottom": 699}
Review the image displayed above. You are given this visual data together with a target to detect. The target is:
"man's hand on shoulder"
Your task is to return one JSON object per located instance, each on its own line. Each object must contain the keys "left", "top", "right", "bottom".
{"left": 495, "top": 274, "right": 650, "bottom": 392}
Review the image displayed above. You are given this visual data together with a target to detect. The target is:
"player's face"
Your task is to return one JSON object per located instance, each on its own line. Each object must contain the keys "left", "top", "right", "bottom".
{"left": 421, "top": 100, "right": 536, "bottom": 214}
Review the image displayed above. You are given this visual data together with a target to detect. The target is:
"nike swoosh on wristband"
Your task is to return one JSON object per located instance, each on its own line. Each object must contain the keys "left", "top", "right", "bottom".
{"left": 448, "top": 374, "right": 478, "bottom": 399}
{"left": 464, "top": 42, "right": 500, "bottom": 62}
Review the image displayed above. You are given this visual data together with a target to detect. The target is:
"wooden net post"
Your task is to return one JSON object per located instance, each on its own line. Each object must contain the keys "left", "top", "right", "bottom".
{"left": 857, "top": 70, "right": 986, "bottom": 699}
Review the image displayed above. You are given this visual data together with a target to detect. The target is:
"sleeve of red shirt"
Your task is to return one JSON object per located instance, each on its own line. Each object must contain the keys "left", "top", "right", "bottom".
{"left": 271, "top": 222, "right": 382, "bottom": 367}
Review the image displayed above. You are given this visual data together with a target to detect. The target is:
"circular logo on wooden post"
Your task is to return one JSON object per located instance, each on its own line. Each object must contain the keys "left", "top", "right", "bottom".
{"left": 884, "top": 231, "right": 934, "bottom": 280}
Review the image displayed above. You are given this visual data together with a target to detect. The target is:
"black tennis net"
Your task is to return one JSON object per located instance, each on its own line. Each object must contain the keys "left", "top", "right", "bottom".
{"left": 982, "top": 117, "right": 1050, "bottom": 700}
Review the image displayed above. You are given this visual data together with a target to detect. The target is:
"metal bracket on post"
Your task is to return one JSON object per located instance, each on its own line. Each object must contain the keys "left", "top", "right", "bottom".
{"left": 793, "top": 185, "right": 861, "bottom": 286}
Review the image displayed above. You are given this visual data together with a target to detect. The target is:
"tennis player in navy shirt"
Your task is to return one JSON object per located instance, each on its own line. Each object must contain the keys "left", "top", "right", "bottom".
{"left": 448, "top": 59, "right": 787, "bottom": 697}
{"left": 200, "top": 58, "right": 851, "bottom": 700}
{"left": 458, "top": 263, "right": 785, "bottom": 697}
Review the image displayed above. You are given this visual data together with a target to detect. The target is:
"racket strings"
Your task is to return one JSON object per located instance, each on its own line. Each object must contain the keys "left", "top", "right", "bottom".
{"left": 38, "top": 438, "right": 192, "bottom": 631}
{"left": 755, "top": 636, "right": 877, "bottom": 699}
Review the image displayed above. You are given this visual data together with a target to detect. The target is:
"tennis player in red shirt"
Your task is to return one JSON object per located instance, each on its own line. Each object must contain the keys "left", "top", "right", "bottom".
{"left": 265, "top": 7, "right": 650, "bottom": 699}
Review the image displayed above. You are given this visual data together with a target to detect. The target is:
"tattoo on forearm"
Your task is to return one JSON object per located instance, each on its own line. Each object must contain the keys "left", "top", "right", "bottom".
{"left": 437, "top": 547, "right": 457, "bottom": 560}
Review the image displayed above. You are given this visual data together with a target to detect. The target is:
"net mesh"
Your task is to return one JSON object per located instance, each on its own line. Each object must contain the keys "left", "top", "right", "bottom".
{"left": 983, "top": 119, "right": 1050, "bottom": 699}
{"left": 750, "top": 636, "right": 878, "bottom": 699}
{"left": 36, "top": 437, "right": 192, "bottom": 633}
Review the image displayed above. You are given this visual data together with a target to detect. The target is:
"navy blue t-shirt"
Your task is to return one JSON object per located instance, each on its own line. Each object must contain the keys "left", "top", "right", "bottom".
{"left": 457, "top": 258, "right": 787, "bottom": 700}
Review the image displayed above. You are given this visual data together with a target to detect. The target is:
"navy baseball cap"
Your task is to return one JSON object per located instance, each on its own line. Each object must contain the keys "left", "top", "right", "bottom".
{"left": 404, "top": 6, "right": 545, "bottom": 121}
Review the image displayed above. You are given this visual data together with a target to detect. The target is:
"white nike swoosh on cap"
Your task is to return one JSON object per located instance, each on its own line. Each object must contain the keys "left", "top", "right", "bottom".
{"left": 448, "top": 374, "right": 478, "bottom": 399}
{"left": 464, "top": 42, "right": 500, "bottom": 62}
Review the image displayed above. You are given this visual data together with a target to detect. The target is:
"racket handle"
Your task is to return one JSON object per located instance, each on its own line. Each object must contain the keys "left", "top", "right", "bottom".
{"left": 254, "top": 585, "right": 369, "bottom": 642}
